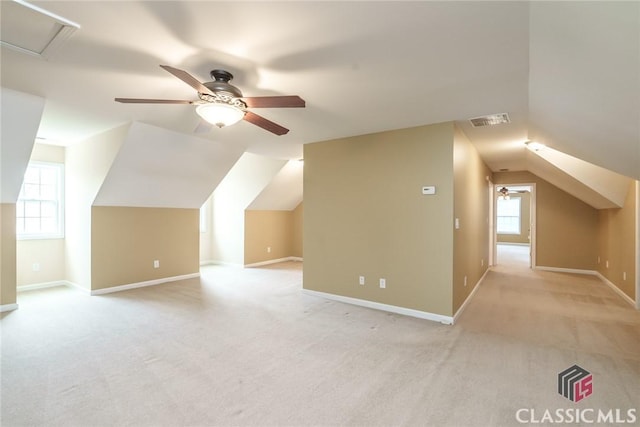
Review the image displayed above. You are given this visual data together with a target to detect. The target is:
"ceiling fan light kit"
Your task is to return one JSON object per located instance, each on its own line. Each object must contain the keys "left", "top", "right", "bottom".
{"left": 115, "top": 65, "right": 305, "bottom": 135}
{"left": 196, "top": 103, "right": 244, "bottom": 128}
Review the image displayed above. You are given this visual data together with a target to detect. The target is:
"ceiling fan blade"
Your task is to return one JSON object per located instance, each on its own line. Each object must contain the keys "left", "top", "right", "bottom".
{"left": 242, "top": 95, "right": 305, "bottom": 108}
{"left": 194, "top": 120, "right": 213, "bottom": 134}
{"left": 115, "top": 98, "right": 194, "bottom": 104}
{"left": 159, "top": 65, "right": 214, "bottom": 95}
{"left": 243, "top": 111, "right": 289, "bottom": 135}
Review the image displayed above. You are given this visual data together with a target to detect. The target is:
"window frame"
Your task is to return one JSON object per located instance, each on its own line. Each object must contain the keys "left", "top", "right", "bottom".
{"left": 496, "top": 196, "right": 521, "bottom": 235}
{"left": 16, "top": 161, "right": 65, "bottom": 240}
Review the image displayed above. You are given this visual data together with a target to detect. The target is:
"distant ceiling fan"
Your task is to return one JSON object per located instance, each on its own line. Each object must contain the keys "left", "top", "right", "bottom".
{"left": 115, "top": 65, "right": 305, "bottom": 135}
{"left": 497, "top": 186, "right": 529, "bottom": 200}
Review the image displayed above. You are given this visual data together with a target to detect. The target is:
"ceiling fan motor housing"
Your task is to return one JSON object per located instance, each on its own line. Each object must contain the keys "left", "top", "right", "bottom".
{"left": 203, "top": 69, "right": 243, "bottom": 98}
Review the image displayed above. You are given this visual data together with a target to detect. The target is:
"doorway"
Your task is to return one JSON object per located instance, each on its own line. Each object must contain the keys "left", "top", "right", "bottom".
{"left": 492, "top": 183, "right": 536, "bottom": 268}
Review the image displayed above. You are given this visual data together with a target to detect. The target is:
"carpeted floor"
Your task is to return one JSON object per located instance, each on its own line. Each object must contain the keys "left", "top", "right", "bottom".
{"left": 1, "top": 257, "right": 639, "bottom": 426}
{"left": 496, "top": 243, "right": 530, "bottom": 268}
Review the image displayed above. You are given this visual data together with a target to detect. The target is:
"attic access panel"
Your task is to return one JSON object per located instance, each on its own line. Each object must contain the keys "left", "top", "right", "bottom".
{"left": 0, "top": 0, "right": 79, "bottom": 59}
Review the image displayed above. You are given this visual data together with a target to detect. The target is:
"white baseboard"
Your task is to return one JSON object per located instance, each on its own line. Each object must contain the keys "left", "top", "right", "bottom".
{"left": 64, "top": 280, "right": 90, "bottom": 294}
{"left": 208, "top": 260, "right": 244, "bottom": 268}
{"left": 18, "top": 281, "right": 69, "bottom": 292}
{"left": 453, "top": 268, "right": 490, "bottom": 323}
{"left": 0, "top": 303, "right": 19, "bottom": 312}
{"left": 595, "top": 272, "right": 636, "bottom": 307}
{"left": 302, "top": 289, "right": 453, "bottom": 325}
{"left": 17, "top": 280, "right": 89, "bottom": 294}
{"left": 535, "top": 266, "right": 636, "bottom": 308}
{"left": 90, "top": 273, "right": 200, "bottom": 296}
{"left": 244, "top": 256, "right": 303, "bottom": 268}
{"left": 535, "top": 266, "right": 597, "bottom": 275}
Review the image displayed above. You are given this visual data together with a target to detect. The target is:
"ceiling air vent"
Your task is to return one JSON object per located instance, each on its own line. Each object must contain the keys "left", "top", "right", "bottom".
{"left": 469, "top": 113, "right": 510, "bottom": 128}
{"left": 1, "top": 0, "right": 79, "bottom": 60}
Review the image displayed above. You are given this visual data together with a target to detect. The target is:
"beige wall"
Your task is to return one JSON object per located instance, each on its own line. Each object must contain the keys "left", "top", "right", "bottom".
{"left": 245, "top": 210, "right": 294, "bottom": 265}
{"left": 304, "top": 122, "right": 455, "bottom": 316}
{"left": 497, "top": 192, "right": 531, "bottom": 244}
{"left": 494, "top": 171, "right": 598, "bottom": 270}
{"left": 17, "top": 239, "right": 66, "bottom": 287}
{"left": 243, "top": 202, "right": 303, "bottom": 264}
{"left": 292, "top": 202, "right": 303, "bottom": 258}
{"left": 65, "top": 125, "right": 128, "bottom": 289}
{"left": 91, "top": 207, "right": 199, "bottom": 290}
{"left": 597, "top": 181, "right": 637, "bottom": 300}
{"left": 453, "top": 127, "right": 491, "bottom": 313}
{"left": 1, "top": 203, "right": 17, "bottom": 307}
{"left": 17, "top": 144, "right": 66, "bottom": 287}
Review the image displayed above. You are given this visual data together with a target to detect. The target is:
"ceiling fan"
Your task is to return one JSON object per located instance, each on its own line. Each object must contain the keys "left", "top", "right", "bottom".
{"left": 115, "top": 65, "right": 305, "bottom": 135}
{"left": 497, "top": 186, "right": 529, "bottom": 200}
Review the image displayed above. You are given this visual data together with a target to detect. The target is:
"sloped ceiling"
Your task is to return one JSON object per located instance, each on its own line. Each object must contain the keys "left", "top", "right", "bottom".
{"left": 1, "top": 1, "right": 638, "bottom": 201}
{"left": 247, "top": 160, "right": 303, "bottom": 211}
{"left": 528, "top": 2, "right": 640, "bottom": 179}
{"left": 93, "top": 122, "right": 245, "bottom": 208}
{"left": 0, "top": 88, "right": 45, "bottom": 203}
{"left": 525, "top": 149, "right": 630, "bottom": 210}
{"left": 531, "top": 147, "right": 632, "bottom": 209}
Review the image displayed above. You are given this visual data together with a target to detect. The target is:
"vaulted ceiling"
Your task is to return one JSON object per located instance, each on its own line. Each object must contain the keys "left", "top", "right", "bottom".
{"left": 1, "top": 1, "right": 638, "bottom": 207}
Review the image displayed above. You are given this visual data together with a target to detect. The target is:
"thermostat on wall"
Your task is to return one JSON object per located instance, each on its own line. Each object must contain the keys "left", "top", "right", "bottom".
{"left": 422, "top": 186, "right": 436, "bottom": 195}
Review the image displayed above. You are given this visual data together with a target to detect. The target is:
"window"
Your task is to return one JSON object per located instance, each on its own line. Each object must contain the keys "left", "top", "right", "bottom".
{"left": 17, "top": 162, "right": 64, "bottom": 239}
{"left": 496, "top": 197, "right": 520, "bottom": 234}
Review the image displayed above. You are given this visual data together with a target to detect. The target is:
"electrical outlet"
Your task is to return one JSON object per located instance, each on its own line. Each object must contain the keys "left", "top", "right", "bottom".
{"left": 623, "top": 272, "right": 627, "bottom": 281}
{"left": 32, "top": 263, "right": 40, "bottom": 272}
{"left": 379, "top": 278, "right": 386, "bottom": 289}
{"left": 464, "top": 276, "right": 467, "bottom": 287}
{"left": 605, "top": 260, "right": 609, "bottom": 268}
{"left": 153, "top": 260, "right": 160, "bottom": 268}
{"left": 481, "top": 259, "right": 484, "bottom": 267}
{"left": 267, "top": 246, "right": 271, "bottom": 253}
{"left": 597, "top": 256, "right": 601, "bottom": 264}
{"left": 359, "top": 276, "right": 365, "bottom": 285}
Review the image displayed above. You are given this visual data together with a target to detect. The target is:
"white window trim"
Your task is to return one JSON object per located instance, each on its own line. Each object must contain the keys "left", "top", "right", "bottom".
{"left": 17, "top": 161, "right": 65, "bottom": 240}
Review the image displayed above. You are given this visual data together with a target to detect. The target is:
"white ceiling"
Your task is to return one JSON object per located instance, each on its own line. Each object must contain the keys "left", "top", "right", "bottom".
{"left": 248, "top": 160, "right": 304, "bottom": 211}
{"left": 1, "top": 1, "right": 638, "bottom": 187}
{"left": 93, "top": 122, "right": 246, "bottom": 208}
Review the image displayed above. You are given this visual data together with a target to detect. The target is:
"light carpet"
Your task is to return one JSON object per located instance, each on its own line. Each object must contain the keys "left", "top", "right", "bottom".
{"left": 1, "top": 258, "right": 639, "bottom": 426}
